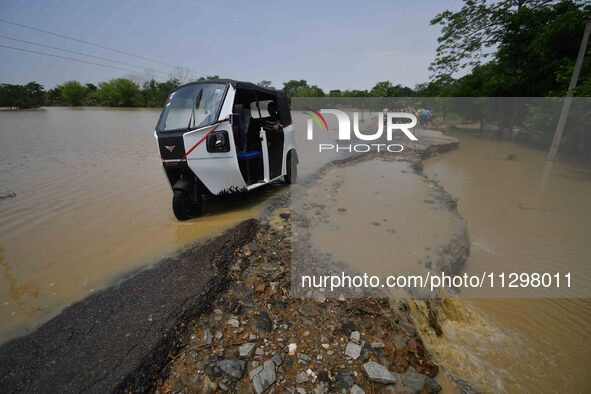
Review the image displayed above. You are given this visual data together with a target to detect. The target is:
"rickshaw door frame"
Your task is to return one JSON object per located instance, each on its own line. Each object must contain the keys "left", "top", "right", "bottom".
{"left": 255, "top": 94, "right": 270, "bottom": 182}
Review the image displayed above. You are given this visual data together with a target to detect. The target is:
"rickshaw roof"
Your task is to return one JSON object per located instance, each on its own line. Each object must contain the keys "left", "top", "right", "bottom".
{"left": 172, "top": 79, "right": 292, "bottom": 126}
{"left": 174, "top": 79, "right": 286, "bottom": 97}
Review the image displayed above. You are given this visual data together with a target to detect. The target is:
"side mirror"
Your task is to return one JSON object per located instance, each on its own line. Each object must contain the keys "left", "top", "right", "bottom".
{"left": 206, "top": 131, "right": 230, "bottom": 153}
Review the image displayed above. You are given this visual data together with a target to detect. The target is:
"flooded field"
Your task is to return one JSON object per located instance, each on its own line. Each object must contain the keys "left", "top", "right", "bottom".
{"left": 422, "top": 132, "right": 591, "bottom": 392}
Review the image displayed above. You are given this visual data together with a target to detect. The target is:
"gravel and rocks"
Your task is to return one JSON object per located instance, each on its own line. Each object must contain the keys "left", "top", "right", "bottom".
{"left": 158, "top": 209, "right": 444, "bottom": 393}
{"left": 156, "top": 137, "right": 470, "bottom": 393}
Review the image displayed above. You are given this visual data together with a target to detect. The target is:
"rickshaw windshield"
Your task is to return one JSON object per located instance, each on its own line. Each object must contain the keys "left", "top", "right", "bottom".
{"left": 157, "top": 83, "right": 226, "bottom": 132}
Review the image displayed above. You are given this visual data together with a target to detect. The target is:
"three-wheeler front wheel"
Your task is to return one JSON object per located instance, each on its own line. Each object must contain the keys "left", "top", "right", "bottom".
{"left": 172, "top": 189, "right": 202, "bottom": 220}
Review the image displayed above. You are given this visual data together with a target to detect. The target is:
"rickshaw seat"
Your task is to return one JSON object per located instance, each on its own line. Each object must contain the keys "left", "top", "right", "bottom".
{"left": 237, "top": 151, "right": 262, "bottom": 185}
{"left": 238, "top": 151, "right": 261, "bottom": 159}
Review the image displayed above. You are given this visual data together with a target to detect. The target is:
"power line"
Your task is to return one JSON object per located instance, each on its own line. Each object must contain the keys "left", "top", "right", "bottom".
{"left": 0, "top": 35, "right": 171, "bottom": 76}
{"left": 0, "top": 44, "right": 148, "bottom": 75}
{"left": 0, "top": 18, "right": 207, "bottom": 76}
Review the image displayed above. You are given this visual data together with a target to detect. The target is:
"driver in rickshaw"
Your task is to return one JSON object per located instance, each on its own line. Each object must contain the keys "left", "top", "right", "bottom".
{"left": 262, "top": 101, "right": 282, "bottom": 132}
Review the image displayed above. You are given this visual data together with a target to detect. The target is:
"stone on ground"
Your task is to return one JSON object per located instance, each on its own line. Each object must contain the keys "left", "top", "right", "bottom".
{"left": 345, "top": 342, "right": 362, "bottom": 359}
{"left": 250, "top": 359, "right": 276, "bottom": 394}
{"left": 362, "top": 361, "right": 397, "bottom": 384}
{"left": 216, "top": 359, "right": 246, "bottom": 380}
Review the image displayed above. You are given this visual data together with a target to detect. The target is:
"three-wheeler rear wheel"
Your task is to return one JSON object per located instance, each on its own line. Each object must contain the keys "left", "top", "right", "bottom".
{"left": 284, "top": 150, "right": 298, "bottom": 184}
{"left": 172, "top": 189, "right": 202, "bottom": 220}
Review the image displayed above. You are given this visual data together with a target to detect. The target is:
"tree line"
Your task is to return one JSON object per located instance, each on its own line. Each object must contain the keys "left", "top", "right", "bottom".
{"left": 0, "top": 78, "right": 181, "bottom": 109}
{"left": 0, "top": 77, "right": 424, "bottom": 109}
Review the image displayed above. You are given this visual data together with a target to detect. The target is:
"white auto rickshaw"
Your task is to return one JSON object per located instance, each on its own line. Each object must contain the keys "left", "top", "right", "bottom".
{"left": 155, "top": 79, "right": 298, "bottom": 220}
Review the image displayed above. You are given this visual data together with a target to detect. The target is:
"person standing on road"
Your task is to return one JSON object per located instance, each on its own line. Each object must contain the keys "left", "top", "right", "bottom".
{"left": 416, "top": 108, "right": 424, "bottom": 127}
{"left": 421, "top": 108, "right": 431, "bottom": 128}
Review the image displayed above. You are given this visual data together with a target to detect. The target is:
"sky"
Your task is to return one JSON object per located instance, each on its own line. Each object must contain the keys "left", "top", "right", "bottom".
{"left": 0, "top": 0, "right": 461, "bottom": 91}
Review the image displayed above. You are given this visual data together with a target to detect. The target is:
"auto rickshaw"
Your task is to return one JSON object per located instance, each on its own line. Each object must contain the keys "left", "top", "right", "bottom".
{"left": 154, "top": 79, "right": 297, "bottom": 220}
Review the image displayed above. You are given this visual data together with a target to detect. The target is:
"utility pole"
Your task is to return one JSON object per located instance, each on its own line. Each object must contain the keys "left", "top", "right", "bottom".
{"left": 547, "top": 17, "right": 591, "bottom": 161}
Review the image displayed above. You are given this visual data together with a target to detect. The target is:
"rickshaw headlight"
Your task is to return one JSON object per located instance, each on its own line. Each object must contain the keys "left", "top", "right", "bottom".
{"left": 206, "top": 131, "right": 230, "bottom": 153}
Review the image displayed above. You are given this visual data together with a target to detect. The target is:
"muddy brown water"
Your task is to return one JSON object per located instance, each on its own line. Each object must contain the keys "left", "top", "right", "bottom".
{"left": 290, "top": 157, "right": 465, "bottom": 299}
{"left": 0, "top": 107, "right": 259, "bottom": 342}
{"left": 291, "top": 130, "right": 591, "bottom": 392}
{"left": 421, "top": 132, "right": 591, "bottom": 393}
{"left": 0, "top": 108, "right": 347, "bottom": 344}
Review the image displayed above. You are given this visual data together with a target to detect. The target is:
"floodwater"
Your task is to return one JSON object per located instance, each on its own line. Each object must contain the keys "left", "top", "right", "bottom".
{"left": 290, "top": 157, "right": 465, "bottom": 299}
{"left": 421, "top": 132, "right": 591, "bottom": 393}
{"left": 0, "top": 108, "right": 285, "bottom": 343}
{"left": 291, "top": 128, "right": 591, "bottom": 392}
{"left": 0, "top": 107, "right": 345, "bottom": 344}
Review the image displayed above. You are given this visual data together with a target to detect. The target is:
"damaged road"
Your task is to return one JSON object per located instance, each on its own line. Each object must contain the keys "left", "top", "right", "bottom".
{"left": 158, "top": 211, "right": 445, "bottom": 394}
{"left": 0, "top": 220, "right": 258, "bottom": 393}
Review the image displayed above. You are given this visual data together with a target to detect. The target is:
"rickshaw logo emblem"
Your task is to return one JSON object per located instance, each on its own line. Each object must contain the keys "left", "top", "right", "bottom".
{"left": 164, "top": 145, "right": 176, "bottom": 152}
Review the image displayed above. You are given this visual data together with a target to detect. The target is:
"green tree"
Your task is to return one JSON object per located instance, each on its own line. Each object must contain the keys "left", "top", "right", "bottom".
{"left": 370, "top": 81, "right": 416, "bottom": 97}
{"left": 258, "top": 80, "right": 273, "bottom": 88}
{"left": 0, "top": 84, "right": 20, "bottom": 108}
{"left": 370, "top": 81, "right": 395, "bottom": 96}
{"left": 141, "top": 78, "right": 179, "bottom": 107}
{"left": 342, "top": 89, "right": 370, "bottom": 97}
{"left": 197, "top": 75, "right": 220, "bottom": 81}
{"left": 44, "top": 87, "right": 61, "bottom": 106}
{"left": 283, "top": 80, "right": 309, "bottom": 97}
{"left": 0, "top": 82, "right": 44, "bottom": 108}
{"left": 415, "top": 78, "right": 455, "bottom": 96}
{"left": 450, "top": 63, "right": 501, "bottom": 96}
{"left": 430, "top": 0, "right": 541, "bottom": 79}
{"left": 293, "top": 85, "right": 325, "bottom": 97}
{"left": 58, "top": 81, "right": 88, "bottom": 106}
{"left": 429, "top": 0, "right": 591, "bottom": 90}
{"left": 98, "top": 78, "right": 141, "bottom": 107}
{"left": 23, "top": 82, "right": 44, "bottom": 108}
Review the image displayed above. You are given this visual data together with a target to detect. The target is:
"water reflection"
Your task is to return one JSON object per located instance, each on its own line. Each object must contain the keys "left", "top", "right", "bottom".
{"left": 0, "top": 245, "right": 40, "bottom": 318}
